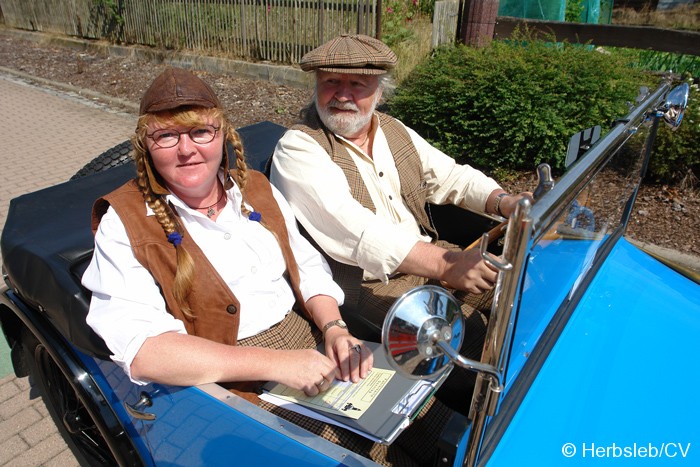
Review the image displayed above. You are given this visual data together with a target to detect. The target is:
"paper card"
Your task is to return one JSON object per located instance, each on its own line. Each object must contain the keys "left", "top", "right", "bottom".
{"left": 266, "top": 368, "right": 395, "bottom": 419}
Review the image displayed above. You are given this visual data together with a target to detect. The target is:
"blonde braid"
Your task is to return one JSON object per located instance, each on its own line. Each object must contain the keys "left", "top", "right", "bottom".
{"left": 222, "top": 126, "right": 283, "bottom": 248}
{"left": 132, "top": 119, "right": 196, "bottom": 318}
{"left": 225, "top": 126, "right": 250, "bottom": 214}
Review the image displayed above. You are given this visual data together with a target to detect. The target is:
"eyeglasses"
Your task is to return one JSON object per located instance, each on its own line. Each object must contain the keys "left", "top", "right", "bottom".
{"left": 147, "top": 125, "right": 220, "bottom": 148}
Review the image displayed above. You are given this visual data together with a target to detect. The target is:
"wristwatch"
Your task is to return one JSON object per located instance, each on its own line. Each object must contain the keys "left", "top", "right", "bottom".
{"left": 494, "top": 193, "right": 508, "bottom": 217}
{"left": 322, "top": 319, "right": 348, "bottom": 334}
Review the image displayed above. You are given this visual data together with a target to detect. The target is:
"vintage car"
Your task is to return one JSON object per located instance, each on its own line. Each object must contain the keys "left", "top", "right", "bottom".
{"left": 1, "top": 79, "right": 697, "bottom": 466}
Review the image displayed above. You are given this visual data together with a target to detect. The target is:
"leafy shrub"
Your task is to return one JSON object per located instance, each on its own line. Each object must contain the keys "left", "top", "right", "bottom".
{"left": 565, "top": 0, "right": 585, "bottom": 22}
{"left": 417, "top": 0, "right": 437, "bottom": 17}
{"left": 387, "top": 33, "right": 652, "bottom": 173}
{"left": 382, "top": 0, "right": 421, "bottom": 48}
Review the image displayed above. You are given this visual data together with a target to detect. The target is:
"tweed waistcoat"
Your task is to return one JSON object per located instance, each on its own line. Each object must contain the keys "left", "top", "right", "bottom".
{"left": 91, "top": 170, "right": 309, "bottom": 347}
{"left": 291, "top": 109, "right": 437, "bottom": 306}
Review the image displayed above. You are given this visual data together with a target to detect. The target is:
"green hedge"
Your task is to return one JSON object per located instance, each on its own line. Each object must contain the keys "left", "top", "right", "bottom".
{"left": 387, "top": 36, "right": 652, "bottom": 174}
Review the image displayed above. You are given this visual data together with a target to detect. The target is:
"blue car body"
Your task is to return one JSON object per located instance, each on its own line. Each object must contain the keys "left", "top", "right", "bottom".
{"left": 1, "top": 81, "right": 697, "bottom": 466}
{"left": 489, "top": 238, "right": 699, "bottom": 465}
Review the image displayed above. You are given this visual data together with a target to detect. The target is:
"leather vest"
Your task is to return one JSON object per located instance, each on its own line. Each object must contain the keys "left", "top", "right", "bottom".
{"left": 291, "top": 109, "right": 437, "bottom": 305}
{"left": 92, "top": 170, "right": 309, "bottom": 346}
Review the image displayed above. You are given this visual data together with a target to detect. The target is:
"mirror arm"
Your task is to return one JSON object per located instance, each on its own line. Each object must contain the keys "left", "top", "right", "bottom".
{"left": 435, "top": 337, "right": 503, "bottom": 393}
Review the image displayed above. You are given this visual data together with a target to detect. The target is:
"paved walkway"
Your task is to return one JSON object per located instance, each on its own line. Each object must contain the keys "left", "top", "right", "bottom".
{"left": 0, "top": 72, "right": 136, "bottom": 466}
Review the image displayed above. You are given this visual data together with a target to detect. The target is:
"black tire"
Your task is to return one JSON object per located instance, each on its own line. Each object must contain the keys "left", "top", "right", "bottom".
{"left": 21, "top": 328, "right": 119, "bottom": 466}
{"left": 71, "top": 140, "right": 134, "bottom": 180}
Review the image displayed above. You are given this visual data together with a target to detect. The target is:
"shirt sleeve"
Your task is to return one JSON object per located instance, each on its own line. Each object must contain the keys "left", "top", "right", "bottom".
{"left": 270, "top": 184, "right": 345, "bottom": 305}
{"left": 81, "top": 206, "right": 186, "bottom": 385}
{"left": 270, "top": 130, "right": 418, "bottom": 282}
{"left": 405, "top": 125, "right": 501, "bottom": 211}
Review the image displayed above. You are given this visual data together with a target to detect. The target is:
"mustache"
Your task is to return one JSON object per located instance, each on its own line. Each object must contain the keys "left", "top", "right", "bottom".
{"left": 327, "top": 99, "right": 359, "bottom": 111}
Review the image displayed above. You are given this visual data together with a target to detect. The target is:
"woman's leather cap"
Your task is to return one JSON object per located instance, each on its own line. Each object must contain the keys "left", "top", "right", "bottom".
{"left": 139, "top": 67, "right": 233, "bottom": 195}
{"left": 139, "top": 66, "right": 221, "bottom": 115}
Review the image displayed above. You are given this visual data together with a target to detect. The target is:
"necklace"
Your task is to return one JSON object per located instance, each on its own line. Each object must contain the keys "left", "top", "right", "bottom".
{"left": 193, "top": 187, "right": 226, "bottom": 218}
{"left": 356, "top": 133, "right": 370, "bottom": 148}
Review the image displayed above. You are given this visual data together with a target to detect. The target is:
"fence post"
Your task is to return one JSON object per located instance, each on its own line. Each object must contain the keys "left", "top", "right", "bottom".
{"left": 459, "top": 0, "right": 499, "bottom": 47}
{"left": 432, "top": 0, "right": 461, "bottom": 48}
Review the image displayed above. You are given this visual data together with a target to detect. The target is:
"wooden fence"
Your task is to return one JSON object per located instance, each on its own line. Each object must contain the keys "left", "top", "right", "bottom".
{"left": 1, "top": 0, "right": 697, "bottom": 64}
{"left": 431, "top": 3, "right": 699, "bottom": 57}
{"left": 494, "top": 16, "right": 700, "bottom": 56}
{"left": 0, "top": 0, "right": 378, "bottom": 64}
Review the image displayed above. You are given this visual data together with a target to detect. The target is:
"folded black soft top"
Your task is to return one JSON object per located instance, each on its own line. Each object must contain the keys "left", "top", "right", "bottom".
{"left": 1, "top": 121, "right": 286, "bottom": 359}
{"left": 2, "top": 163, "right": 132, "bottom": 358}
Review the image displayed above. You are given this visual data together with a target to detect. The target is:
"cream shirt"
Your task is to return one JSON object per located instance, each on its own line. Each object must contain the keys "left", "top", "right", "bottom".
{"left": 270, "top": 114, "right": 501, "bottom": 282}
{"left": 82, "top": 178, "right": 343, "bottom": 384}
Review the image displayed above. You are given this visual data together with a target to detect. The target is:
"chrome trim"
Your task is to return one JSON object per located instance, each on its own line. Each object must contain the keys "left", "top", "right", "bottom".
{"left": 463, "top": 80, "right": 678, "bottom": 466}
{"left": 124, "top": 391, "right": 156, "bottom": 421}
{"left": 466, "top": 197, "right": 533, "bottom": 466}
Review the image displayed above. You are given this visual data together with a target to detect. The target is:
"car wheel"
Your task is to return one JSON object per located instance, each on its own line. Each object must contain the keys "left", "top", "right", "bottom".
{"left": 70, "top": 140, "right": 133, "bottom": 180}
{"left": 22, "top": 328, "right": 119, "bottom": 466}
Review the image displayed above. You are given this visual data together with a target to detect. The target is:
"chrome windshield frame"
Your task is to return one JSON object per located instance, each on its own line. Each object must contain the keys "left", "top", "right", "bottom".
{"left": 464, "top": 80, "right": 675, "bottom": 467}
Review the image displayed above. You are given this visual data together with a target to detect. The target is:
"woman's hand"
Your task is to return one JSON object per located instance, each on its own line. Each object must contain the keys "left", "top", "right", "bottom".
{"left": 305, "top": 294, "right": 374, "bottom": 384}
{"left": 274, "top": 348, "right": 340, "bottom": 397}
{"left": 324, "top": 327, "right": 373, "bottom": 383}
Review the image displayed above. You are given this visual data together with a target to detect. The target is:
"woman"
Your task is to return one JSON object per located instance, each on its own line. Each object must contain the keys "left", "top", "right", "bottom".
{"left": 82, "top": 67, "right": 448, "bottom": 465}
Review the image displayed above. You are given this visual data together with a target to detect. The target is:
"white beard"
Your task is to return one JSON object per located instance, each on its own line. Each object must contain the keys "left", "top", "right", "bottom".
{"left": 316, "top": 94, "right": 380, "bottom": 137}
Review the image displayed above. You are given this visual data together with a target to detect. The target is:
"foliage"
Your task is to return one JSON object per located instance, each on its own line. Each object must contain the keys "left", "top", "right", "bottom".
{"left": 92, "top": 0, "right": 124, "bottom": 41}
{"left": 381, "top": 0, "right": 422, "bottom": 48}
{"left": 417, "top": 0, "right": 437, "bottom": 18}
{"left": 380, "top": 0, "right": 434, "bottom": 83}
{"left": 646, "top": 76, "right": 699, "bottom": 187}
{"left": 388, "top": 15, "right": 433, "bottom": 84}
{"left": 565, "top": 0, "right": 585, "bottom": 23}
{"left": 635, "top": 51, "right": 700, "bottom": 78}
{"left": 387, "top": 31, "right": 651, "bottom": 173}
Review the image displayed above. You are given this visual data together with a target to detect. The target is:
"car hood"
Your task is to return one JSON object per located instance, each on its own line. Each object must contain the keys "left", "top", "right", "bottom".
{"left": 486, "top": 238, "right": 700, "bottom": 465}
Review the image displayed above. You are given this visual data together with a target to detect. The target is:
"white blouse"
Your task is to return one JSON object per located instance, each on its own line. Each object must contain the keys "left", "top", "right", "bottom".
{"left": 82, "top": 177, "right": 343, "bottom": 384}
{"left": 270, "top": 114, "right": 501, "bottom": 282}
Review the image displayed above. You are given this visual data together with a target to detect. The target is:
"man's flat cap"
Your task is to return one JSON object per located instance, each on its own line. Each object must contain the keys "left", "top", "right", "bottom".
{"left": 140, "top": 66, "right": 221, "bottom": 115}
{"left": 300, "top": 34, "right": 397, "bottom": 75}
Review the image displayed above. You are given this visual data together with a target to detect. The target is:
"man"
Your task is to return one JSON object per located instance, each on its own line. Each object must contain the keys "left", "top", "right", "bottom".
{"left": 270, "top": 34, "right": 530, "bottom": 352}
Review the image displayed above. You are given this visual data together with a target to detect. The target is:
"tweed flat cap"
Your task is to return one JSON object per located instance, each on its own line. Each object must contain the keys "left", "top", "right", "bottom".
{"left": 300, "top": 34, "right": 397, "bottom": 75}
{"left": 139, "top": 66, "right": 221, "bottom": 115}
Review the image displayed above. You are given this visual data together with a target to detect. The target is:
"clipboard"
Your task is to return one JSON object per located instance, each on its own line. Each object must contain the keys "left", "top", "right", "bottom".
{"left": 260, "top": 341, "right": 450, "bottom": 444}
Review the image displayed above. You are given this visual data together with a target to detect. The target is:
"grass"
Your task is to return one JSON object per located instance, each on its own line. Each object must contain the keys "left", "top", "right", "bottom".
{"left": 612, "top": 4, "right": 700, "bottom": 31}
{"left": 389, "top": 15, "right": 433, "bottom": 84}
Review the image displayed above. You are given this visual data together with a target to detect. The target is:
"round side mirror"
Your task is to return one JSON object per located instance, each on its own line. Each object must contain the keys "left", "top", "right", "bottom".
{"left": 661, "top": 82, "right": 689, "bottom": 130}
{"left": 381, "top": 285, "right": 464, "bottom": 379}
